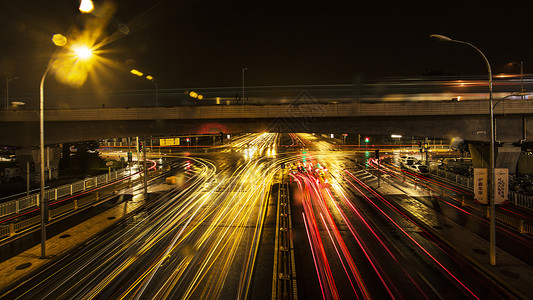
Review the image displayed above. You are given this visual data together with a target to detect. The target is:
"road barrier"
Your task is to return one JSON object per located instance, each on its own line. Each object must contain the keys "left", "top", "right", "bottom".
{"left": 0, "top": 171, "right": 148, "bottom": 241}
{"left": 0, "top": 168, "right": 130, "bottom": 219}
{"left": 429, "top": 166, "right": 533, "bottom": 236}
{"left": 508, "top": 190, "right": 533, "bottom": 210}
{"left": 429, "top": 166, "right": 473, "bottom": 190}
{"left": 273, "top": 172, "right": 298, "bottom": 300}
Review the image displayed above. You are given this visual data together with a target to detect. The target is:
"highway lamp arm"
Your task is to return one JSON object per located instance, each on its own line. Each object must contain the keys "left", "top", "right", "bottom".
{"left": 509, "top": 61, "right": 524, "bottom": 99}
{"left": 430, "top": 34, "right": 496, "bottom": 266}
{"left": 451, "top": 40, "right": 493, "bottom": 100}
{"left": 151, "top": 80, "right": 158, "bottom": 108}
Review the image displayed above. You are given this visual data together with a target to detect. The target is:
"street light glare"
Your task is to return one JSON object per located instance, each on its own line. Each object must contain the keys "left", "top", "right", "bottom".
{"left": 79, "top": 0, "right": 94, "bottom": 13}
{"left": 72, "top": 46, "right": 92, "bottom": 60}
{"left": 52, "top": 34, "right": 68, "bottom": 47}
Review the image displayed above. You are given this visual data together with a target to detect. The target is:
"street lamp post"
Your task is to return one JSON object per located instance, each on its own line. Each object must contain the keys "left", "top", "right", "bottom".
{"left": 39, "top": 64, "right": 53, "bottom": 258}
{"left": 131, "top": 70, "right": 158, "bottom": 107}
{"left": 242, "top": 67, "right": 247, "bottom": 105}
{"left": 145, "top": 75, "right": 158, "bottom": 107}
{"left": 151, "top": 79, "right": 158, "bottom": 108}
{"left": 6, "top": 77, "right": 19, "bottom": 110}
{"left": 509, "top": 61, "right": 524, "bottom": 100}
{"left": 430, "top": 34, "right": 496, "bottom": 266}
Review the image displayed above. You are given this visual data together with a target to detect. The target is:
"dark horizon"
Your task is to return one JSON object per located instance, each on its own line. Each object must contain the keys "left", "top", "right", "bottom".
{"left": 1, "top": 0, "right": 532, "bottom": 93}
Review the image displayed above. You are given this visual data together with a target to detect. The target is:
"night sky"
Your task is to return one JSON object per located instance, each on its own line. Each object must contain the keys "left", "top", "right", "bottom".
{"left": 1, "top": 0, "right": 533, "bottom": 93}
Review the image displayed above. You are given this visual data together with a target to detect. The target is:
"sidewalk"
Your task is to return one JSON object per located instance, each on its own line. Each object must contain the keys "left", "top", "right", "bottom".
{"left": 368, "top": 176, "right": 533, "bottom": 299}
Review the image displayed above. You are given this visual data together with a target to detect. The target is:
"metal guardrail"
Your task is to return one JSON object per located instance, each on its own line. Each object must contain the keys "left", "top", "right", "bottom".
{"left": 429, "top": 165, "right": 533, "bottom": 236}
{"left": 0, "top": 168, "right": 128, "bottom": 219}
{"left": 429, "top": 166, "right": 473, "bottom": 189}
{"left": 0, "top": 173, "right": 143, "bottom": 240}
{"left": 508, "top": 190, "right": 533, "bottom": 210}
{"left": 0, "top": 226, "right": 10, "bottom": 238}
{"left": 14, "top": 215, "right": 40, "bottom": 232}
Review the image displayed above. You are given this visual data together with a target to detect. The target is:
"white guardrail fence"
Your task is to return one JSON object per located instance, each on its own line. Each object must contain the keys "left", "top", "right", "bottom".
{"left": 0, "top": 168, "right": 128, "bottom": 219}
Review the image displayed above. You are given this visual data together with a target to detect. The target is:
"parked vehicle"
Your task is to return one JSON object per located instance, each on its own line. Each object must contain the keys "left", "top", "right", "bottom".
{"left": 409, "top": 164, "right": 430, "bottom": 176}
{"left": 438, "top": 157, "right": 472, "bottom": 176}
{"left": 399, "top": 156, "right": 417, "bottom": 168}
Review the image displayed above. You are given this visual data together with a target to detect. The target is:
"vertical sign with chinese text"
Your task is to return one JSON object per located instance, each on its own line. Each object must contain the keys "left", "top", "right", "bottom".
{"left": 474, "top": 168, "right": 488, "bottom": 204}
{"left": 495, "top": 168, "right": 509, "bottom": 204}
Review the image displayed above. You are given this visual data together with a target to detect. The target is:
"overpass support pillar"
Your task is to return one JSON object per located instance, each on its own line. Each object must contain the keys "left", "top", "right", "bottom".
{"left": 469, "top": 143, "right": 521, "bottom": 175}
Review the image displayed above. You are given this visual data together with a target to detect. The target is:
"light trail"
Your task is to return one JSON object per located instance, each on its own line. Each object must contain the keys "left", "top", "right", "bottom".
{"left": 343, "top": 169, "right": 481, "bottom": 299}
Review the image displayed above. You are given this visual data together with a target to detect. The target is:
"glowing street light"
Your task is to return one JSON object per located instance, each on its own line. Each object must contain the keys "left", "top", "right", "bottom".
{"left": 39, "top": 35, "right": 93, "bottom": 258}
{"left": 72, "top": 45, "right": 93, "bottom": 60}
{"left": 130, "top": 69, "right": 144, "bottom": 77}
{"left": 79, "top": 0, "right": 94, "bottom": 13}
{"left": 430, "top": 33, "right": 497, "bottom": 266}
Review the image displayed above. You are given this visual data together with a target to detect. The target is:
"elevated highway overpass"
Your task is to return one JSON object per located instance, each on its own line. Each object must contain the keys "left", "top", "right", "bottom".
{"left": 2, "top": 99, "right": 532, "bottom": 147}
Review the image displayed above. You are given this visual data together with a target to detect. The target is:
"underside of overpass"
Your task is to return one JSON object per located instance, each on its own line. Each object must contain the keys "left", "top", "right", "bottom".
{"left": 3, "top": 113, "right": 533, "bottom": 175}
{"left": 0, "top": 114, "right": 529, "bottom": 148}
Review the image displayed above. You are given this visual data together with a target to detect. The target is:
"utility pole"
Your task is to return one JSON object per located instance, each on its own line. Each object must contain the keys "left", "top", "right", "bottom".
{"left": 376, "top": 149, "right": 380, "bottom": 187}
{"left": 143, "top": 138, "right": 148, "bottom": 199}
{"left": 6, "top": 77, "right": 19, "bottom": 110}
{"left": 242, "top": 67, "right": 247, "bottom": 105}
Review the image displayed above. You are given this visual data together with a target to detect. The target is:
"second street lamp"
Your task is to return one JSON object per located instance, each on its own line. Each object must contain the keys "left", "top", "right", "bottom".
{"left": 146, "top": 75, "right": 158, "bottom": 108}
{"left": 430, "top": 33, "right": 497, "bottom": 266}
{"left": 5, "top": 76, "right": 20, "bottom": 110}
{"left": 131, "top": 70, "right": 158, "bottom": 107}
{"left": 508, "top": 61, "right": 524, "bottom": 100}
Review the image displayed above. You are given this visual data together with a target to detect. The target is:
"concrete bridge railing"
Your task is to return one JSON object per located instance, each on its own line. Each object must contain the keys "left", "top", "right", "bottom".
{"left": 2, "top": 99, "right": 533, "bottom": 122}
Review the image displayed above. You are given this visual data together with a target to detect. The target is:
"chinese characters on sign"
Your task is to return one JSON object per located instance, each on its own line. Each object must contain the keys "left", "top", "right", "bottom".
{"left": 495, "top": 168, "right": 508, "bottom": 204}
{"left": 473, "top": 168, "right": 508, "bottom": 205}
{"left": 474, "top": 168, "right": 488, "bottom": 204}
{"left": 160, "top": 138, "right": 180, "bottom": 146}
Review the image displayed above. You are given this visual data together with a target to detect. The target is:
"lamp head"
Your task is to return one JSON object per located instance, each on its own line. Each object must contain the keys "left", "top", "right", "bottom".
{"left": 430, "top": 34, "right": 452, "bottom": 42}
{"left": 72, "top": 45, "right": 92, "bottom": 60}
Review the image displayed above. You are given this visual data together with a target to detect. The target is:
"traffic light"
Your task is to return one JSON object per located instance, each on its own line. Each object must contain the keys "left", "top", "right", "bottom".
{"left": 139, "top": 141, "right": 143, "bottom": 151}
{"left": 364, "top": 137, "right": 370, "bottom": 143}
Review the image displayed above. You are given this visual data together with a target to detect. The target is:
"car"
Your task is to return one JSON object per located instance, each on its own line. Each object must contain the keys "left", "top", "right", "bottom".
{"left": 399, "top": 156, "right": 417, "bottom": 168}
{"left": 409, "top": 164, "right": 430, "bottom": 176}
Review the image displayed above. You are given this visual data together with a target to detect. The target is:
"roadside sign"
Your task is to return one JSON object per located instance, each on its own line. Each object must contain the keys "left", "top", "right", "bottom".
{"left": 474, "top": 168, "right": 488, "bottom": 204}
{"left": 495, "top": 168, "right": 509, "bottom": 204}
